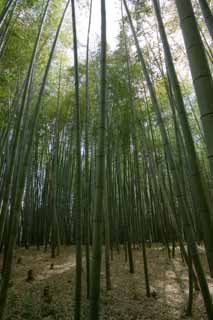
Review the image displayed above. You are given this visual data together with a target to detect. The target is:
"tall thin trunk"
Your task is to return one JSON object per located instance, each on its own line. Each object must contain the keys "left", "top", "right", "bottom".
{"left": 84, "top": 0, "right": 93, "bottom": 300}
{"left": 198, "top": 0, "right": 213, "bottom": 40}
{"left": 0, "top": 0, "right": 15, "bottom": 29}
{"left": 71, "top": 0, "right": 82, "bottom": 319}
{"left": 121, "top": 3, "right": 150, "bottom": 296}
{"left": 0, "top": 0, "right": 51, "bottom": 247}
{"left": 123, "top": 1, "right": 213, "bottom": 317}
{"left": 89, "top": 0, "right": 107, "bottom": 318}
{"left": 152, "top": 0, "right": 213, "bottom": 276}
{"left": 175, "top": 0, "right": 213, "bottom": 178}
{"left": 0, "top": 2, "right": 69, "bottom": 318}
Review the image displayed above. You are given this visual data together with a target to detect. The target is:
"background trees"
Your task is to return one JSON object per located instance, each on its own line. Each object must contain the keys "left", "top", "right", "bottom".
{"left": 0, "top": 0, "right": 213, "bottom": 319}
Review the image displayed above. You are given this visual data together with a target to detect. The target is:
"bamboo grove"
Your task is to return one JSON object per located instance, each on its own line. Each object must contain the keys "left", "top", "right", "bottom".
{"left": 0, "top": 0, "right": 213, "bottom": 319}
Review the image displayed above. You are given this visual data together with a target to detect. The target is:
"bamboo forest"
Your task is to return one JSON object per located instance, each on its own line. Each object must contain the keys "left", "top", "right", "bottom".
{"left": 1, "top": 0, "right": 213, "bottom": 319}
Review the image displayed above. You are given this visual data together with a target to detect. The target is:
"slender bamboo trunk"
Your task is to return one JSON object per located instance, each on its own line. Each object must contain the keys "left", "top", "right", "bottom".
{"left": 70, "top": 1, "right": 82, "bottom": 319}
{"left": 123, "top": 1, "right": 213, "bottom": 317}
{"left": 84, "top": 0, "right": 93, "bottom": 300}
{"left": 198, "top": 0, "right": 213, "bottom": 40}
{"left": 89, "top": 0, "right": 107, "bottom": 318}
{"left": 175, "top": 0, "right": 213, "bottom": 178}
{"left": 0, "top": 3, "right": 69, "bottom": 318}
{"left": 152, "top": 0, "right": 213, "bottom": 276}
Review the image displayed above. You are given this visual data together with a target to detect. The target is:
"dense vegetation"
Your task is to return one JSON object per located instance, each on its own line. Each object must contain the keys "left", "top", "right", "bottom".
{"left": 0, "top": 0, "right": 213, "bottom": 319}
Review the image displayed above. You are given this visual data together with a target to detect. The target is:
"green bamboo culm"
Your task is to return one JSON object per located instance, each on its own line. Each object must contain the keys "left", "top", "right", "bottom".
{"left": 89, "top": 0, "right": 107, "bottom": 319}
{"left": 71, "top": 0, "right": 82, "bottom": 319}
{"left": 123, "top": 0, "right": 213, "bottom": 318}
{"left": 152, "top": 0, "right": 213, "bottom": 277}
{"left": 0, "top": 2, "right": 70, "bottom": 318}
{"left": 84, "top": 0, "right": 93, "bottom": 300}
{"left": 121, "top": 2, "right": 150, "bottom": 295}
{"left": 0, "top": 0, "right": 51, "bottom": 248}
{"left": 175, "top": 0, "right": 213, "bottom": 178}
{"left": 0, "top": 0, "right": 15, "bottom": 29}
{"left": 198, "top": 0, "right": 213, "bottom": 41}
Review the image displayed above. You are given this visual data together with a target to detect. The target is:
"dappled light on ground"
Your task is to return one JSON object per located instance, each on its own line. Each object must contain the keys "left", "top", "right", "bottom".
{"left": 1, "top": 245, "right": 212, "bottom": 319}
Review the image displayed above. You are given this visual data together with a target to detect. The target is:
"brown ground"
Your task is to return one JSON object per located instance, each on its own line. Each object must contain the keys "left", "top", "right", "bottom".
{"left": 1, "top": 245, "right": 213, "bottom": 320}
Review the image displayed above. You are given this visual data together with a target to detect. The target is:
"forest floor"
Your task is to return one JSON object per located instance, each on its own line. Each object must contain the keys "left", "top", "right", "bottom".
{"left": 1, "top": 244, "right": 213, "bottom": 320}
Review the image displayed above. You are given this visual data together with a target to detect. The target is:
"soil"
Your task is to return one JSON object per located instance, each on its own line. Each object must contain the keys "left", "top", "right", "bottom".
{"left": 1, "top": 244, "right": 212, "bottom": 320}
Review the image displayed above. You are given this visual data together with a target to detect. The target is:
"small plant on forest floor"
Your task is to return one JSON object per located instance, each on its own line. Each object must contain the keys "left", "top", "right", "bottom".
{"left": 22, "top": 293, "right": 42, "bottom": 320}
